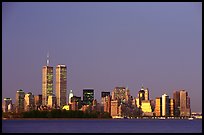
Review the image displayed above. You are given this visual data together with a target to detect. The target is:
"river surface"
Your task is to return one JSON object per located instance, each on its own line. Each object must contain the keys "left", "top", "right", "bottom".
{"left": 2, "top": 119, "right": 202, "bottom": 133}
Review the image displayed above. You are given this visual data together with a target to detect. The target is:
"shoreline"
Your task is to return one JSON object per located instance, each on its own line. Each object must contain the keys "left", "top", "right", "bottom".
{"left": 3, "top": 117, "right": 200, "bottom": 120}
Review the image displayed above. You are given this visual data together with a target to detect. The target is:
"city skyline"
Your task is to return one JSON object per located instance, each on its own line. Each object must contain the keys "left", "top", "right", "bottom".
{"left": 2, "top": 2, "right": 202, "bottom": 112}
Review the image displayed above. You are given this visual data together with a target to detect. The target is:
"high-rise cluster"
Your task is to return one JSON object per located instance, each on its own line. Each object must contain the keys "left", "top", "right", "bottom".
{"left": 42, "top": 54, "right": 67, "bottom": 108}
{"left": 2, "top": 54, "right": 192, "bottom": 119}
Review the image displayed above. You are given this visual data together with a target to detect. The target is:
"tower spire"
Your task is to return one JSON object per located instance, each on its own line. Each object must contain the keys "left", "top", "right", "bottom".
{"left": 46, "top": 52, "right": 49, "bottom": 66}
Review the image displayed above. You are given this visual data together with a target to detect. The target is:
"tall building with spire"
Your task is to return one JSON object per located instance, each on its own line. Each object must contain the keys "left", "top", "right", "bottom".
{"left": 42, "top": 53, "right": 53, "bottom": 106}
{"left": 56, "top": 64, "right": 67, "bottom": 107}
{"left": 69, "top": 90, "right": 74, "bottom": 104}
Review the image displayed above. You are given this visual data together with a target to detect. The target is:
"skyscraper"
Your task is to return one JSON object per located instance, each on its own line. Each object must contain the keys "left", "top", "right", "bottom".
{"left": 173, "top": 91, "right": 180, "bottom": 116}
{"left": 161, "top": 93, "right": 169, "bottom": 117}
{"left": 42, "top": 54, "right": 53, "bottom": 106}
{"left": 155, "top": 97, "right": 162, "bottom": 116}
{"left": 169, "top": 98, "right": 175, "bottom": 116}
{"left": 138, "top": 86, "right": 145, "bottom": 106}
{"left": 24, "top": 92, "right": 35, "bottom": 112}
{"left": 83, "top": 89, "right": 94, "bottom": 105}
{"left": 3, "top": 98, "right": 12, "bottom": 113}
{"left": 112, "top": 87, "right": 129, "bottom": 103}
{"left": 56, "top": 64, "right": 67, "bottom": 107}
{"left": 180, "top": 90, "right": 191, "bottom": 116}
{"left": 16, "top": 89, "right": 25, "bottom": 113}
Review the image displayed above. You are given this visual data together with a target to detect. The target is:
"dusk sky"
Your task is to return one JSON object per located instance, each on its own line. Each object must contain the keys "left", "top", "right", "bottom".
{"left": 2, "top": 2, "right": 202, "bottom": 112}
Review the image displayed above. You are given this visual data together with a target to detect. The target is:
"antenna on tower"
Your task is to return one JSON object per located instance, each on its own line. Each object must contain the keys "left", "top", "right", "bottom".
{"left": 46, "top": 52, "right": 49, "bottom": 66}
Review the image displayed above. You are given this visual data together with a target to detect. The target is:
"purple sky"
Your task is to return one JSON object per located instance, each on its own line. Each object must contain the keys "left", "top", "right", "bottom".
{"left": 2, "top": 2, "right": 202, "bottom": 112}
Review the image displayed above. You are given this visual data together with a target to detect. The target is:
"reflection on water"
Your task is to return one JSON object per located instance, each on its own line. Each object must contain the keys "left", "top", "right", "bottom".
{"left": 2, "top": 119, "right": 202, "bottom": 133}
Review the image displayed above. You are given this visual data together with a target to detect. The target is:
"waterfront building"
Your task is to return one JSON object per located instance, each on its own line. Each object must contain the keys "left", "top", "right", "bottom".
{"left": 68, "top": 90, "right": 74, "bottom": 104}
{"left": 16, "top": 89, "right": 25, "bottom": 113}
{"left": 112, "top": 87, "right": 129, "bottom": 104}
{"left": 34, "top": 94, "right": 42, "bottom": 109}
{"left": 144, "top": 88, "right": 149, "bottom": 101}
{"left": 186, "top": 96, "right": 191, "bottom": 116}
{"left": 162, "top": 93, "right": 170, "bottom": 117}
{"left": 150, "top": 99, "right": 155, "bottom": 112}
{"left": 180, "top": 90, "right": 191, "bottom": 116}
{"left": 111, "top": 100, "right": 122, "bottom": 118}
{"left": 47, "top": 95, "right": 56, "bottom": 108}
{"left": 83, "top": 89, "right": 94, "bottom": 105}
{"left": 173, "top": 91, "right": 180, "bottom": 116}
{"left": 155, "top": 97, "right": 162, "bottom": 116}
{"left": 24, "top": 92, "right": 35, "bottom": 112}
{"left": 101, "top": 91, "right": 110, "bottom": 105}
{"left": 103, "top": 95, "right": 111, "bottom": 113}
{"left": 56, "top": 64, "right": 67, "bottom": 107}
{"left": 42, "top": 54, "right": 53, "bottom": 106}
{"left": 141, "top": 100, "right": 153, "bottom": 116}
{"left": 71, "top": 96, "right": 82, "bottom": 110}
{"left": 3, "top": 98, "right": 12, "bottom": 113}
{"left": 138, "top": 86, "right": 145, "bottom": 106}
{"left": 169, "top": 98, "right": 175, "bottom": 116}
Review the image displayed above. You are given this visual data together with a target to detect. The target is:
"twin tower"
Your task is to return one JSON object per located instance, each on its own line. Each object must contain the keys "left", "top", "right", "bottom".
{"left": 42, "top": 53, "right": 67, "bottom": 107}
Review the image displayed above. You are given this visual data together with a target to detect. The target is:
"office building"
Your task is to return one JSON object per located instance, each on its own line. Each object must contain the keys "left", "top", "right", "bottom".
{"left": 24, "top": 92, "right": 35, "bottom": 112}
{"left": 103, "top": 95, "right": 111, "bottom": 113}
{"left": 155, "top": 97, "right": 162, "bottom": 116}
{"left": 138, "top": 86, "right": 145, "bottom": 106}
{"left": 101, "top": 91, "right": 110, "bottom": 105}
{"left": 169, "top": 98, "right": 175, "bottom": 116}
{"left": 34, "top": 94, "right": 42, "bottom": 109}
{"left": 141, "top": 100, "right": 153, "bottom": 116}
{"left": 173, "top": 91, "right": 180, "bottom": 116}
{"left": 180, "top": 90, "right": 191, "bottom": 116}
{"left": 16, "top": 89, "right": 25, "bottom": 113}
{"left": 71, "top": 96, "right": 82, "bottom": 110}
{"left": 112, "top": 87, "right": 129, "bottom": 103}
{"left": 144, "top": 88, "right": 149, "bottom": 101}
{"left": 162, "top": 93, "right": 169, "bottom": 117}
{"left": 56, "top": 64, "right": 67, "bottom": 107}
{"left": 83, "top": 89, "right": 94, "bottom": 105}
{"left": 42, "top": 54, "right": 53, "bottom": 106}
{"left": 111, "top": 100, "right": 122, "bottom": 118}
{"left": 47, "top": 95, "right": 56, "bottom": 108}
{"left": 3, "top": 98, "right": 12, "bottom": 113}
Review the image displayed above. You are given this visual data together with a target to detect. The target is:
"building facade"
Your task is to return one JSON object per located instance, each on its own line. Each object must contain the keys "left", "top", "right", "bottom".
{"left": 155, "top": 97, "right": 162, "bottom": 116}
{"left": 56, "top": 64, "right": 67, "bottom": 107}
{"left": 3, "top": 98, "right": 13, "bottom": 113}
{"left": 16, "top": 89, "right": 25, "bottom": 113}
{"left": 180, "top": 90, "right": 191, "bottom": 116}
{"left": 42, "top": 66, "right": 53, "bottom": 106}
{"left": 24, "top": 92, "right": 35, "bottom": 112}
{"left": 34, "top": 94, "right": 42, "bottom": 109}
{"left": 112, "top": 87, "right": 129, "bottom": 104}
{"left": 83, "top": 89, "right": 94, "bottom": 105}
{"left": 173, "top": 91, "right": 180, "bottom": 116}
{"left": 161, "top": 93, "right": 169, "bottom": 117}
{"left": 144, "top": 88, "right": 149, "bottom": 101}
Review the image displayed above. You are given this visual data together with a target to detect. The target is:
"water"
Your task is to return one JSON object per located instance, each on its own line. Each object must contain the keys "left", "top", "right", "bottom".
{"left": 2, "top": 119, "right": 202, "bottom": 133}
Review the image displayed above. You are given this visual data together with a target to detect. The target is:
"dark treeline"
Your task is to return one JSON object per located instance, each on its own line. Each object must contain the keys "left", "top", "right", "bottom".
{"left": 21, "top": 109, "right": 112, "bottom": 118}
